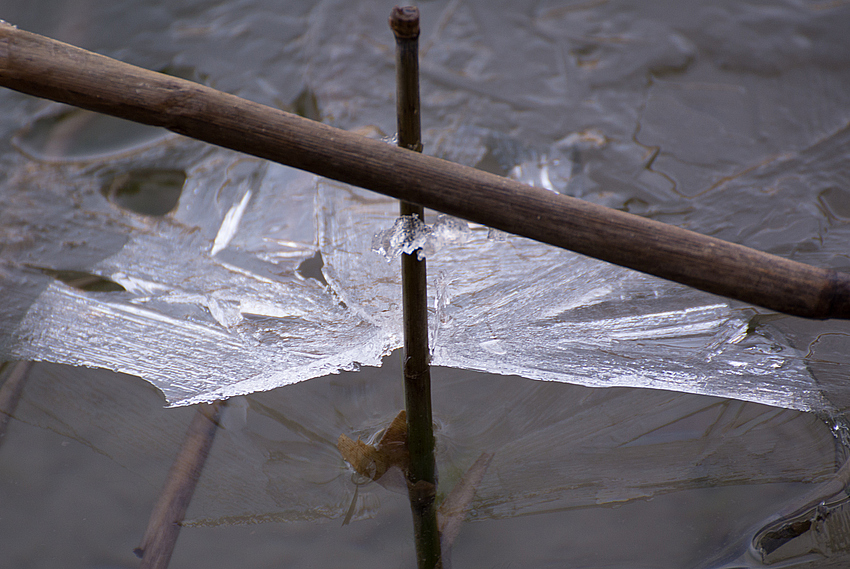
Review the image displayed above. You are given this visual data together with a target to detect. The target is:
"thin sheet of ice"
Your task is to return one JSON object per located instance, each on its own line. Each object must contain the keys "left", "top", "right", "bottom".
{"left": 0, "top": 136, "right": 394, "bottom": 406}
{"left": 0, "top": 129, "right": 825, "bottom": 409}
{"left": 319, "top": 180, "right": 825, "bottom": 412}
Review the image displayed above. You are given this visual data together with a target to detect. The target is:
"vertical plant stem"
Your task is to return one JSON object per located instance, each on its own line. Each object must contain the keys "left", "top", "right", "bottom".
{"left": 135, "top": 400, "right": 225, "bottom": 569}
{"left": 390, "top": 6, "right": 442, "bottom": 569}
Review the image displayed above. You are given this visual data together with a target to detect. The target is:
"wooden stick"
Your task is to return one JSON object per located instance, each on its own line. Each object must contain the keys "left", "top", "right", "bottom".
{"left": 1, "top": 22, "right": 849, "bottom": 319}
{"left": 391, "top": 7, "right": 442, "bottom": 569}
{"left": 135, "top": 401, "right": 224, "bottom": 569}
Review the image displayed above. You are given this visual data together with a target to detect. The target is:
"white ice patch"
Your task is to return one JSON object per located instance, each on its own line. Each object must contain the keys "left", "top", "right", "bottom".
{"left": 0, "top": 139, "right": 835, "bottom": 412}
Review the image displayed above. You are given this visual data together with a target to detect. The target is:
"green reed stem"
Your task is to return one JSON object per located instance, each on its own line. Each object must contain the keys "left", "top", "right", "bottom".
{"left": 390, "top": 6, "right": 442, "bottom": 569}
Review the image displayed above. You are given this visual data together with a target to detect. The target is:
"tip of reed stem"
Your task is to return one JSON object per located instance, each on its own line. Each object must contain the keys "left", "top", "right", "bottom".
{"left": 390, "top": 6, "right": 420, "bottom": 39}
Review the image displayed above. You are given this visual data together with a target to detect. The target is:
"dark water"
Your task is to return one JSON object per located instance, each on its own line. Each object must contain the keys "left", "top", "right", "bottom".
{"left": 2, "top": 358, "right": 846, "bottom": 568}
{"left": 2, "top": 0, "right": 850, "bottom": 567}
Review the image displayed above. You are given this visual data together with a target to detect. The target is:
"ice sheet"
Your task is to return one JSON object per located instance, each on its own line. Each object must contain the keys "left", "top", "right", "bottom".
{"left": 0, "top": 135, "right": 393, "bottom": 405}
{"left": 319, "top": 179, "right": 826, "bottom": 412}
{"left": 0, "top": 128, "right": 825, "bottom": 410}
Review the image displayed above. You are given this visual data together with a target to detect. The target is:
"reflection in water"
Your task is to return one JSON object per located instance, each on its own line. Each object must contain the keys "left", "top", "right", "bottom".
{"left": 5, "top": 358, "right": 850, "bottom": 568}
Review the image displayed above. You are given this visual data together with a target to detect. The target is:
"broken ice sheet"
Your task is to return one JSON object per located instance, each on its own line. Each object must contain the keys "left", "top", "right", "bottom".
{"left": 318, "top": 178, "right": 828, "bottom": 413}
{"left": 0, "top": 135, "right": 394, "bottom": 406}
{"left": 0, "top": 0, "right": 844, "bottom": 412}
{"left": 0, "top": 124, "right": 831, "bottom": 410}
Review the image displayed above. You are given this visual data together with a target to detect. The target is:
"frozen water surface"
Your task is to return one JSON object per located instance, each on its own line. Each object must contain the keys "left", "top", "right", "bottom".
{"left": 322, "top": 179, "right": 827, "bottom": 411}
{"left": 1, "top": 1, "right": 848, "bottom": 413}
{"left": 0, "top": 135, "right": 392, "bottom": 405}
{"left": 2, "top": 0, "right": 850, "bottom": 567}
{"left": 0, "top": 127, "right": 829, "bottom": 410}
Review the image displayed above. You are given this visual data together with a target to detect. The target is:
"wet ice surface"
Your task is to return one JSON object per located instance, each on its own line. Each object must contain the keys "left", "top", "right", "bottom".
{"left": 323, "top": 179, "right": 827, "bottom": 411}
{"left": 2, "top": 0, "right": 850, "bottom": 567}
{"left": 0, "top": 127, "right": 829, "bottom": 410}
{"left": 1, "top": 135, "right": 392, "bottom": 405}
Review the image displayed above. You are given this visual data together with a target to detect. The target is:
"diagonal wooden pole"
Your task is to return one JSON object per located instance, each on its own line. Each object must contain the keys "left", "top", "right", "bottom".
{"left": 390, "top": 7, "right": 441, "bottom": 569}
{"left": 1, "top": 21, "right": 850, "bottom": 319}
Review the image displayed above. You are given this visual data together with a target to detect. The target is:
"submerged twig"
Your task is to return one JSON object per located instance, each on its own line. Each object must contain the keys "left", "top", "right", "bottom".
{"left": 337, "top": 415, "right": 493, "bottom": 566}
{"left": 390, "top": 6, "right": 442, "bottom": 569}
{"left": 135, "top": 400, "right": 225, "bottom": 569}
{"left": 0, "top": 361, "right": 33, "bottom": 447}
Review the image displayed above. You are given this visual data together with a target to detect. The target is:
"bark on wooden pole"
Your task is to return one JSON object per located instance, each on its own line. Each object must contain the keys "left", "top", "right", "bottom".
{"left": 1, "top": 22, "right": 850, "bottom": 319}
{"left": 390, "top": 7, "right": 441, "bottom": 569}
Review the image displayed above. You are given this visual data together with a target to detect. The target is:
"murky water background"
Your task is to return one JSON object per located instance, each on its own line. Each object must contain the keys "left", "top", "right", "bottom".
{"left": 2, "top": 0, "right": 850, "bottom": 567}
